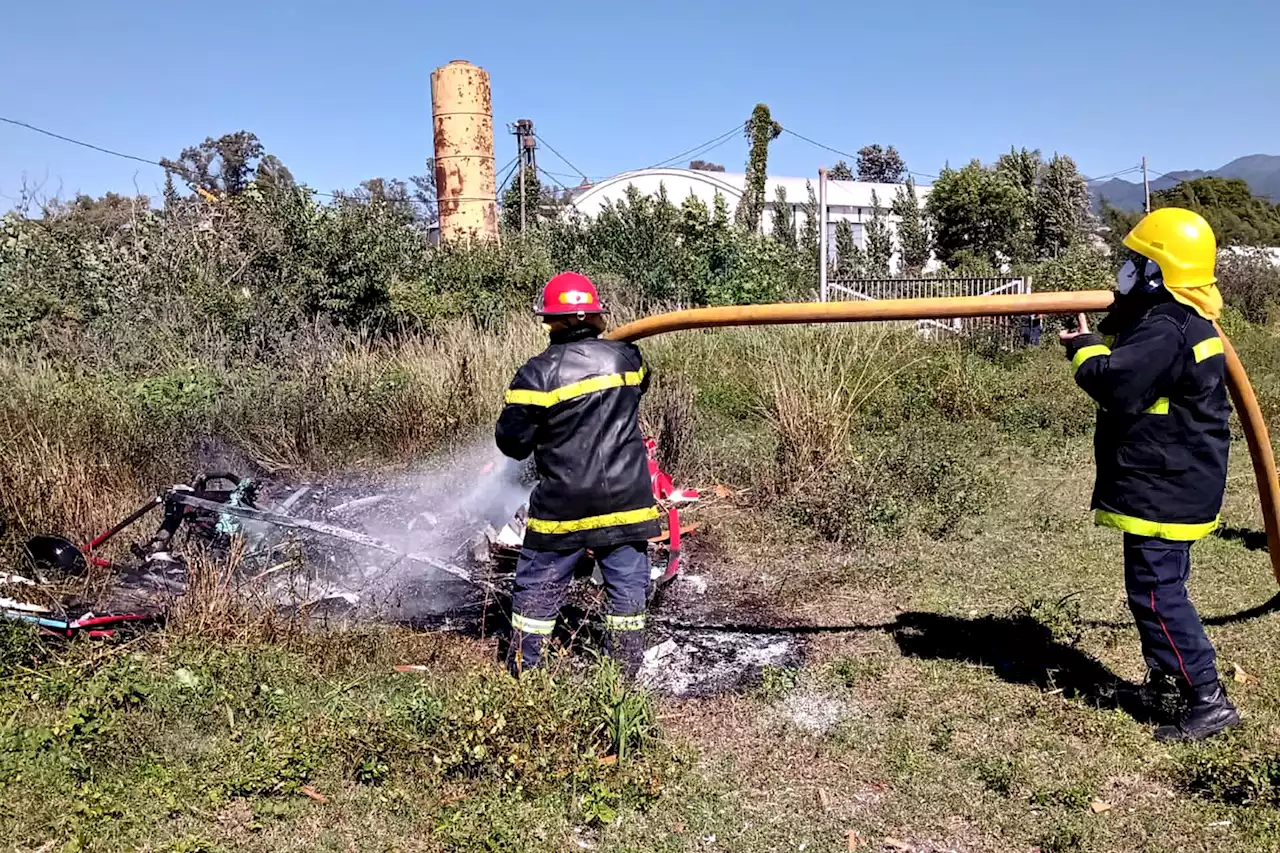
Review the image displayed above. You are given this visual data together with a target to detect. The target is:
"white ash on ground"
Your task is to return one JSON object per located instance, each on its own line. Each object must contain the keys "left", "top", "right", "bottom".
{"left": 640, "top": 627, "right": 805, "bottom": 697}
{"left": 781, "top": 689, "right": 851, "bottom": 733}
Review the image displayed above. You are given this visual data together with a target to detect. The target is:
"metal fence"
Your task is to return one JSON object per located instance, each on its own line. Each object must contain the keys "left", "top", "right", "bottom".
{"left": 824, "top": 276, "right": 1034, "bottom": 346}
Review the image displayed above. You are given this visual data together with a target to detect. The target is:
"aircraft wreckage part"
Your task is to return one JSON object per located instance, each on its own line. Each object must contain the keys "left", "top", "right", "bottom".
{"left": 608, "top": 292, "right": 1280, "bottom": 587}
{"left": 171, "top": 493, "right": 477, "bottom": 584}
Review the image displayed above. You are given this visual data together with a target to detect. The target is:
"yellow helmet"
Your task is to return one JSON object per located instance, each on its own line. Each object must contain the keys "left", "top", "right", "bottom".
{"left": 1122, "top": 207, "right": 1217, "bottom": 289}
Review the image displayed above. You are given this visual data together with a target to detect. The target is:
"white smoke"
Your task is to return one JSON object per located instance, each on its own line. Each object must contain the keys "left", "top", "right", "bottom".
{"left": 280, "top": 436, "right": 533, "bottom": 621}
{"left": 367, "top": 436, "right": 532, "bottom": 558}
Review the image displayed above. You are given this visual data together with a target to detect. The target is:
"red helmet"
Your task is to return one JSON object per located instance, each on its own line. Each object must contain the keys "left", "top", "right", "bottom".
{"left": 536, "top": 271, "right": 608, "bottom": 317}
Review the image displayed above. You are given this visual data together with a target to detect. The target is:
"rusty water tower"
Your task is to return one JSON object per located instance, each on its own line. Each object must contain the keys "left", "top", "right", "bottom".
{"left": 430, "top": 60, "right": 498, "bottom": 242}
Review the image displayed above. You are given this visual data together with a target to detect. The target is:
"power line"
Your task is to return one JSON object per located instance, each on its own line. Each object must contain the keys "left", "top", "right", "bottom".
{"left": 669, "top": 133, "right": 738, "bottom": 170}
{"left": 780, "top": 128, "right": 939, "bottom": 181}
{"left": 1085, "top": 165, "right": 1142, "bottom": 183}
{"left": 496, "top": 157, "right": 519, "bottom": 194}
{"left": 535, "top": 135, "right": 590, "bottom": 183}
{"left": 536, "top": 166, "right": 572, "bottom": 192}
{"left": 1, "top": 115, "right": 163, "bottom": 168}
{"left": 0, "top": 113, "right": 452, "bottom": 206}
{"left": 647, "top": 125, "right": 742, "bottom": 170}
{"left": 1140, "top": 166, "right": 1278, "bottom": 205}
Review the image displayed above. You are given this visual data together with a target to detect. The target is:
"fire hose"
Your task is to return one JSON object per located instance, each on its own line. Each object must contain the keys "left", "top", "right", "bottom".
{"left": 606, "top": 291, "right": 1280, "bottom": 587}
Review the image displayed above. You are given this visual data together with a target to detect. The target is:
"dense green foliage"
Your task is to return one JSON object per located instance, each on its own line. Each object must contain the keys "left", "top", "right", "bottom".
{"left": 1154, "top": 177, "right": 1280, "bottom": 247}
{"left": 0, "top": 629, "right": 669, "bottom": 851}
{"left": 828, "top": 160, "right": 854, "bottom": 182}
{"left": 736, "top": 104, "right": 783, "bottom": 233}
{"left": 856, "top": 144, "right": 907, "bottom": 184}
{"left": 927, "top": 150, "right": 1090, "bottom": 267}
{"left": 893, "top": 177, "right": 931, "bottom": 276}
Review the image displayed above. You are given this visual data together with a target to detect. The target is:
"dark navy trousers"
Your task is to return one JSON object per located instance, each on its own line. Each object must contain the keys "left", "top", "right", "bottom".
{"left": 507, "top": 542, "right": 649, "bottom": 676}
{"left": 1123, "top": 534, "right": 1218, "bottom": 688}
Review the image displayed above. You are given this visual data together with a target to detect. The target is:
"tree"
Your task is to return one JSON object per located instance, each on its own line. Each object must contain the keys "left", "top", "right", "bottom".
{"left": 995, "top": 147, "right": 1041, "bottom": 200}
{"left": 828, "top": 161, "right": 854, "bottom": 181}
{"left": 161, "top": 131, "right": 267, "bottom": 196}
{"left": 865, "top": 191, "right": 892, "bottom": 277}
{"left": 925, "top": 160, "right": 1025, "bottom": 266}
{"left": 833, "top": 220, "right": 863, "bottom": 279}
{"left": 800, "top": 180, "right": 821, "bottom": 277}
{"left": 736, "top": 104, "right": 782, "bottom": 233}
{"left": 162, "top": 171, "right": 179, "bottom": 209}
{"left": 501, "top": 166, "right": 542, "bottom": 232}
{"left": 1035, "top": 154, "right": 1090, "bottom": 258}
{"left": 338, "top": 179, "right": 417, "bottom": 224}
{"left": 995, "top": 147, "right": 1042, "bottom": 262}
{"left": 771, "top": 185, "right": 796, "bottom": 248}
{"left": 1099, "top": 199, "right": 1142, "bottom": 257}
{"left": 892, "top": 177, "right": 930, "bottom": 275}
{"left": 856, "top": 145, "right": 906, "bottom": 184}
{"left": 689, "top": 160, "right": 726, "bottom": 172}
{"left": 255, "top": 155, "right": 296, "bottom": 193}
{"left": 1153, "top": 176, "right": 1280, "bottom": 246}
{"left": 409, "top": 158, "right": 438, "bottom": 227}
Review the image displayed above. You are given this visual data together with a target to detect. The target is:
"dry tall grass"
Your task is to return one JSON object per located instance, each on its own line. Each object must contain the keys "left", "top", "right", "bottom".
{"left": 7, "top": 310, "right": 1269, "bottom": 573}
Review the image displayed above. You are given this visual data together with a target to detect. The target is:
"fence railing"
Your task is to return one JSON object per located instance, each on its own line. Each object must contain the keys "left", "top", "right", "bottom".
{"left": 823, "top": 276, "right": 1035, "bottom": 346}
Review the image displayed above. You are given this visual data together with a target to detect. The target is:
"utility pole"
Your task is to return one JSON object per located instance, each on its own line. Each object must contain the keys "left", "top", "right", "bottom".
{"left": 510, "top": 119, "right": 537, "bottom": 233}
{"left": 818, "top": 167, "right": 829, "bottom": 302}
{"left": 1142, "top": 156, "right": 1150, "bottom": 213}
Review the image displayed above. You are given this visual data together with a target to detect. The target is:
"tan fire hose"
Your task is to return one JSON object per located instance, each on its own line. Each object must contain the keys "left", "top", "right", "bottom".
{"left": 607, "top": 291, "right": 1280, "bottom": 586}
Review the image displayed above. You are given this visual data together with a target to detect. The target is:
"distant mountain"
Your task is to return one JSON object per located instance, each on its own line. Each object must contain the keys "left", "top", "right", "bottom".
{"left": 1089, "top": 154, "right": 1280, "bottom": 211}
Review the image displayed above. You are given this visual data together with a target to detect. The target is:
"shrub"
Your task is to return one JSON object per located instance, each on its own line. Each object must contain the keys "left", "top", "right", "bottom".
{"left": 1218, "top": 250, "right": 1280, "bottom": 326}
{"left": 785, "top": 424, "right": 998, "bottom": 546}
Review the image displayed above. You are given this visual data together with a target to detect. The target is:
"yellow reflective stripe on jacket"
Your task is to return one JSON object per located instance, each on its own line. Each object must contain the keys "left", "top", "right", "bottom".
{"left": 526, "top": 506, "right": 661, "bottom": 535}
{"left": 604, "top": 613, "right": 646, "bottom": 631}
{"left": 1193, "top": 336, "right": 1224, "bottom": 363}
{"left": 1095, "top": 510, "right": 1220, "bottom": 542}
{"left": 505, "top": 367, "right": 647, "bottom": 407}
{"left": 511, "top": 613, "right": 556, "bottom": 635}
{"left": 1072, "top": 345, "right": 1111, "bottom": 371}
{"left": 1143, "top": 397, "right": 1170, "bottom": 415}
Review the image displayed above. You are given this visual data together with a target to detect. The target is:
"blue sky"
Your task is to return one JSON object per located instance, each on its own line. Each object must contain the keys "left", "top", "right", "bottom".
{"left": 2, "top": 0, "right": 1277, "bottom": 203}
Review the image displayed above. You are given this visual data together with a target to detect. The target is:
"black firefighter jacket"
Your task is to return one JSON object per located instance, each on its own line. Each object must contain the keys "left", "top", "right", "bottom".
{"left": 1063, "top": 293, "right": 1230, "bottom": 541}
{"left": 495, "top": 325, "right": 660, "bottom": 551}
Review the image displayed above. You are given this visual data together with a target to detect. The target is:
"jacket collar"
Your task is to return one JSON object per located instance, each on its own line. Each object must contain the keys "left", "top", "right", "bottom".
{"left": 1098, "top": 289, "right": 1177, "bottom": 336}
{"left": 549, "top": 324, "right": 602, "bottom": 346}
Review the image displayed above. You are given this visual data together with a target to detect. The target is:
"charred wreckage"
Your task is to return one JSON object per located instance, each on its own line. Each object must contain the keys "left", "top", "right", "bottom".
{"left": 9, "top": 439, "right": 701, "bottom": 643}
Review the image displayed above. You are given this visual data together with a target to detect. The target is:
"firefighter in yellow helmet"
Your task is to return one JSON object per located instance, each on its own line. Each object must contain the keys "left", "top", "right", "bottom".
{"left": 1060, "top": 207, "right": 1238, "bottom": 741}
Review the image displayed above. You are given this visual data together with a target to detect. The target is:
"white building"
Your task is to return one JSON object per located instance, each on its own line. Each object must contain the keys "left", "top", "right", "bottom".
{"left": 568, "top": 168, "right": 934, "bottom": 275}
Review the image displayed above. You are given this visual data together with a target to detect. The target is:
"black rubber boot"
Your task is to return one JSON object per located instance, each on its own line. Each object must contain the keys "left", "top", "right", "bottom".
{"left": 1154, "top": 680, "right": 1240, "bottom": 743}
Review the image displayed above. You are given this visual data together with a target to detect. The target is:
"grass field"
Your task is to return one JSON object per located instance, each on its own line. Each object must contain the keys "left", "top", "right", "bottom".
{"left": 3, "top": 323, "right": 1280, "bottom": 852}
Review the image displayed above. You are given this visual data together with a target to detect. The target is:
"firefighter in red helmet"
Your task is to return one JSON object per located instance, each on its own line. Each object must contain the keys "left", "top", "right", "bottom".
{"left": 495, "top": 272, "right": 660, "bottom": 678}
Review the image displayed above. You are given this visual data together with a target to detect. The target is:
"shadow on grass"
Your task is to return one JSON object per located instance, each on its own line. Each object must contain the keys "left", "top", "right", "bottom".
{"left": 660, "top": 611, "right": 1160, "bottom": 721}
{"left": 890, "top": 611, "right": 1157, "bottom": 723}
{"left": 1216, "top": 525, "right": 1270, "bottom": 552}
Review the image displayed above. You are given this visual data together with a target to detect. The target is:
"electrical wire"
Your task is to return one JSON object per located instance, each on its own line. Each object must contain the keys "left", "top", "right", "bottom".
{"left": 1146, "top": 167, "right": 1277, "bottom": 205}
{"left": 1, "top": 115, "right": 162, "bottom": 168}
{"left": 780, "top": 127, "right": 939, "bottom": 181}
{"left": 534, "top": 135, "right": 590, "bottom": 183}
{"left": 0, "top": 113, "right": 456, "bottom": 205}
{"left": 666, "top": 133, "right": 738, "bottom": 170}
{"left": 495, "top": 157, "right": 519, "bottom": 194}
{"left": 646, "top": 125, "right": 742, "bottom": 170}
{"left": 540, "top": 168, "right": 608, "bottom": 182}
{"left": 536, "top": 166, "right": 572, "bottom": 192}
{"left": 1085, "top": 165, "right": 1142, "bottom": 182}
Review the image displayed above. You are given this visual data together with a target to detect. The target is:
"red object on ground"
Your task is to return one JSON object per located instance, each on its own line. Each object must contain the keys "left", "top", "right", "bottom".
{"left": 644, "top": 438, "right": 699, "bottom": 584}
